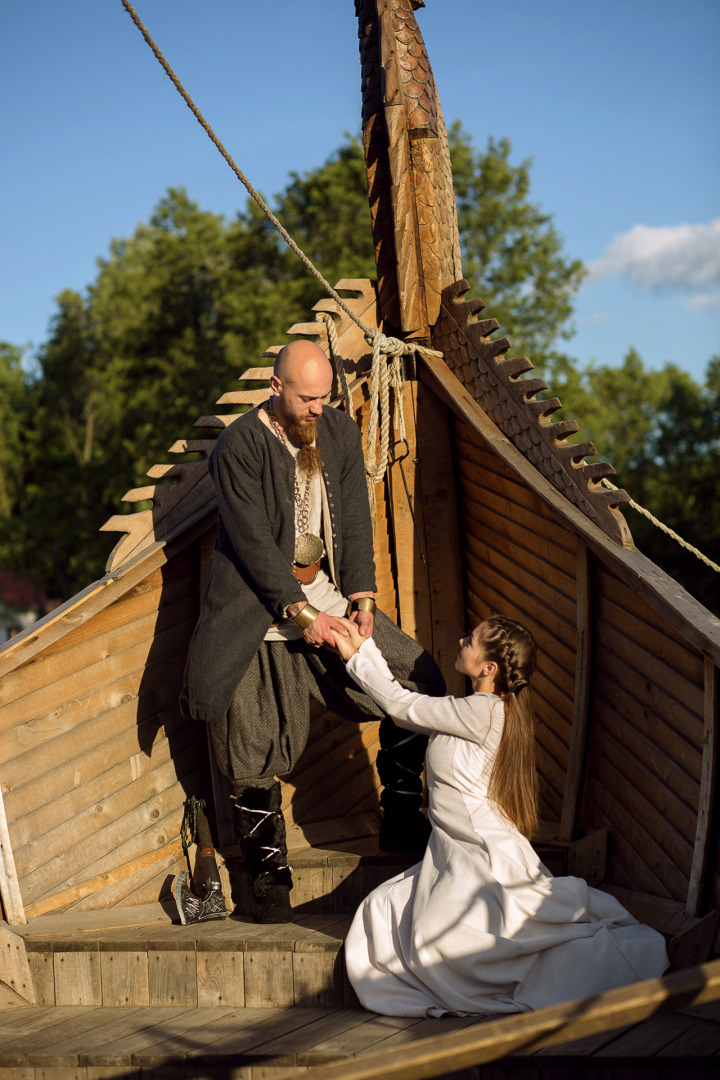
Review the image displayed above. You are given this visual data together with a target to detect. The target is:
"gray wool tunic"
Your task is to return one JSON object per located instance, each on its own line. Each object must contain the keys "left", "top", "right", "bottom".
{"left": 183, "top": 404, "right": 377, "bottom": 725}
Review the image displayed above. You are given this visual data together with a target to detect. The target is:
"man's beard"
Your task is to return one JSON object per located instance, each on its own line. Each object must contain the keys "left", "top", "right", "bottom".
{"left": 288, "top": 417, "right": 322, "bottom": 479}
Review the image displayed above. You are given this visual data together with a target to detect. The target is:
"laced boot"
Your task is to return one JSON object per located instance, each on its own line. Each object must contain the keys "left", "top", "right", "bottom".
{"left": 232, "top": 782, "right": 293, "bottom": 923}
{"left": 376, "top": 717, "right": 431, "bottom": 853}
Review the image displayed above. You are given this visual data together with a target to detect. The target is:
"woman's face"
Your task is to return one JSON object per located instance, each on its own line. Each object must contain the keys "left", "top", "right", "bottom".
{"left": 454, "top": 623, "right": 487, "bottom": 679}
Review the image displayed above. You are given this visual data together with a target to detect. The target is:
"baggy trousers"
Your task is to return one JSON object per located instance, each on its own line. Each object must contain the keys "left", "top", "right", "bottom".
{"left": 209, "top": 611, "right": 446, "bottom": 801}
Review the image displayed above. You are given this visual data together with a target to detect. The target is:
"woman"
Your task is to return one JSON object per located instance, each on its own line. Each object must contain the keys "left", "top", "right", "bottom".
{"left": 332, "top": 614, "right": 668, "bottom": 1017}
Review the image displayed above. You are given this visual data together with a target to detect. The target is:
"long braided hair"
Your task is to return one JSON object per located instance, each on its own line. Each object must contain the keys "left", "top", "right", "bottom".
{"left": 480, "top": 615, "right": 538, "bottom": 838}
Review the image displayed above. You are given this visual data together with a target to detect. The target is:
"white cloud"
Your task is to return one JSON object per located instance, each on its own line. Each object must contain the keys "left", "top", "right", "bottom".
{"left": 588, "top": 219, "right": 720, "bottom": 290}
{"left": 578, "top": 312, "right": 610, "bottom": 325}
{"left": 684, "top": 291, "right": 720, "bottom": 311}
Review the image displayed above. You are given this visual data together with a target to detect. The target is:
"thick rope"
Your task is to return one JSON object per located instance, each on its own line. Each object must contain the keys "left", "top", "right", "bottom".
{"left": 316, "top": 314, "right": 429, "bottom": 517}
{"left": 601, "top": 478, "right": 719, "bottom": 574}
{"left": 121, "top": 2, "right": 713, "bottom": 579}
{"left": 121, "top": 0, "right": 443, "bottom": 518}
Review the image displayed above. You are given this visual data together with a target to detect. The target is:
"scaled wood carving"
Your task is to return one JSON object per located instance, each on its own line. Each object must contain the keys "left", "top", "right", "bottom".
{"left": 357, "top": 0, "right": 462, "bottom": 338}
{"left": 432, "top": 281, "right": 633, "bottom": 546}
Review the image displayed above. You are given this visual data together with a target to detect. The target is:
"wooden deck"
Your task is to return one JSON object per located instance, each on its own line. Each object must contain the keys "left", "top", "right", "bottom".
{"left": 2, "top": 825, "right": 720, "bottom": 1080}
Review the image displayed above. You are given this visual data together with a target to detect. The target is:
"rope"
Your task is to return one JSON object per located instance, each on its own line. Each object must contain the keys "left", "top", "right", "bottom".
{"left": 120, "top": 0, "right": 444, "bottom": 517}
{"left": 601, "top": 478, "right": 720, "bottom": 574}
{"left": 315, "top": 313, "right": 440, "bottom": 516}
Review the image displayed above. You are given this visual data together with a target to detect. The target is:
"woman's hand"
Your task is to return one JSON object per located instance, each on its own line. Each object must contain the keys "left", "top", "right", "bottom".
{"left": 331, "top": 617, "right": 366, "bottom": 661}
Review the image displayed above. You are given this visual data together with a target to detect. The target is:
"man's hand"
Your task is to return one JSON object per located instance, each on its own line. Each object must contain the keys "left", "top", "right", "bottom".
{"left": 302, "top": 609, "right": 349, "bottom": 649}
{"left": 349, "top": 608, "right": 375, "bottom": 639}
{"left": 331, "top": 618, "right": 367, "bottom": 661}
{"left": 347, "top": 592, "right": 375, "bottom": 639}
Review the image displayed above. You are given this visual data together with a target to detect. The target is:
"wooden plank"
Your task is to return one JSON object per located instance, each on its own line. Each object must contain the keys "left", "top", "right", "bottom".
{"left": 580, "top": 779, "right": 683, "bottom": 900}
{"left": 559, "top": 542, "right": 591, "bottom": 840}
{"left": 0, "top": 617, "right": 196, "bottom": 734}
{"left": 73, "top": 1005, "right": 201, "bottom": 1067}
{"left": 2, "top": 591, "right": 195, "bottom": 714}
{"left": 686, "top": 658, "right": 718, "bottom": 917}
{"left": 452, "top": 421, "right": 577, "bottom": 541}
{"left": 454, "top": 453, "right": 577, "bottom": 560}
{"left": 0, "top": 923, "right": 34, "bottom": 1004}
{"left": 14, "top": 744, "right": 200, "bottom": 879}
{"left": 591, "top": 665, "right": 702, "bottom": 779}
{"left": 595, "top": 609, "right": 704, "bottom": 722}
{"left": 420, "top": 355, "right": 720, "bottom": 667}
{"left": 196, "top": 948, "right": 245, "bottom": 1006}
{"left": 464, "top": 550, "right": 577, "bottom": 657}
{"left": 595, "top": 564, "right": 707, "bottom": 673}
{"left": 587, "top": 720, "right": 695, "bottom": 870}
{"left": 0, "top": 665, "right": 184, "bottom": 787}
{"left": 0, "top": 787, "right": 25, "bottom": 925}
{"left": 53, "top": 950, "right": 101, "bottom": 1006}
{"left": 243, "top": 949, "right": 295, "bottom": 1008}
{"left": 147, "top": 948, "right": 197, "bottom": 1007}
{"left": 455, "top": 459, "right": 579, "bottom": 576}
{"left": 100, "top": 950, "right": 149, "bottom": 1006}
{"left": 23, "top": 840, "right": 183, "bottom": 920}
{"left": 181, "top": 1006, "right": 327, "bottom": 1066}
{"left": 411, "top": 383, "right": 465, "bottom": 695}
{"left": 300, "top": 1014, "right": 420, "bottom": 1065}
{"left": 589, "top": 677, "right": 701, "bottom": 811}
{"left": 5, "top": 709, "right": 198, "bottom": 847}
{"left": 298, "top": 959, "right": 720, "bottom": 1080}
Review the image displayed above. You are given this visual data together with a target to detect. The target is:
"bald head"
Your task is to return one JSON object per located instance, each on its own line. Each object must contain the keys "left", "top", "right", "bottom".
{"left": 274, "top": 340, "right": 332, "bottom": 385}
{"left": 270, "top": 339, "right": 334, "bottom": 432}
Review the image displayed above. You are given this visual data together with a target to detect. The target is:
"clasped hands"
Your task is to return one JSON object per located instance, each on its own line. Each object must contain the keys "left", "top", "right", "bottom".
{"left": 300, "top": 608, "right": 371, "bottom": 658}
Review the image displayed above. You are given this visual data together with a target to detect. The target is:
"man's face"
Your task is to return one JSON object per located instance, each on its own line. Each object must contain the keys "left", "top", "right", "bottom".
{"left": 271, "top": 367, "right": 333, "bottom": 429}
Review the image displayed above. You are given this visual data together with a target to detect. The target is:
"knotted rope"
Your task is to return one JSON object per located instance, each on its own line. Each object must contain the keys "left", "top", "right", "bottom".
{"left": 316, "top": 312, "right": 442, "bottom": 517}
{"left": 121, "top": 2, "right": 715, "bottom": 578}
{"left": 121, "top": 0, "right": 444, "bottom": 520}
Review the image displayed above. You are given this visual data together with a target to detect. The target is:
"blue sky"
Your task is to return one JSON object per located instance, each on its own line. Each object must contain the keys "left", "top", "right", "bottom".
{"left": 2, "top": 0, "right": 719, "bottom": 383}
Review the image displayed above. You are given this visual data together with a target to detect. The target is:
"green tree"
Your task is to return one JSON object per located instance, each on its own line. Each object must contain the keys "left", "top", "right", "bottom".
{"left": 0, "top": 343, "right": 34, "bottom": 585}
{"left": 551, "top": 348, "right": 720, "bottom": 615}
{"left": 11, "top": 131, "right": 591, "bottom": 600}
{"left": 449, "top": 124, "right": 586, "bottom": 364}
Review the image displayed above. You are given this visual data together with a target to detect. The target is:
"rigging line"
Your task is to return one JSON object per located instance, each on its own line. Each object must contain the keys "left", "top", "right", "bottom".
{"left": 601, "top": 478, "right": 720, "bottom": 574}
{"left": 119, "top": 0, "right": 443, "bottom": 370}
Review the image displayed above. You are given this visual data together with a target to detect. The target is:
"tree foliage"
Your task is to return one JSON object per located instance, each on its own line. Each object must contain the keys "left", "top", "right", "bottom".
{"left": 1, "top": 130, "right": 717, "bottom": 618}
{"left": 552, "top": 350, "right": 720, "bottom": 615}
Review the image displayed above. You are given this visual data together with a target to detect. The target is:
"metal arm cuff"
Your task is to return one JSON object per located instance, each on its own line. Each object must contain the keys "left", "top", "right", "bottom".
{"left": 291, "top": 604, "right": 320, "bottom": 630}
{"left": 350, "top": 597, "right": 376, "bottom": 615}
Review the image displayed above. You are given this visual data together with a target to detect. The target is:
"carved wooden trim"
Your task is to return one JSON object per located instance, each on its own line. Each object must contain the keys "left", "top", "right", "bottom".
{"left": 356, "top": 0, "right": 462, "bottom": 336}
{"left": 100, "top": 280, "right": 381, "bottom": 572}
{"left": 432, "top": 280, "right": 634, "bottom": 547}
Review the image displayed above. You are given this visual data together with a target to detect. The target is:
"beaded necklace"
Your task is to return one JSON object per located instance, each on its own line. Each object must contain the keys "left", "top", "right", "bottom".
{"left": 267, "top": 399, "right": 323, "bottom": 566}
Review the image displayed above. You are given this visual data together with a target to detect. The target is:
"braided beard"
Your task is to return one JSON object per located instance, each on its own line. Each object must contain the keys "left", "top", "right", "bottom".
{"left": 288, "top": 417, "right": 322, "bottom": 479}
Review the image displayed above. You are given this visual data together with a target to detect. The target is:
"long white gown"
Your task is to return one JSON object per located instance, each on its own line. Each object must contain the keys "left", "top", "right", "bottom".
{"left": 344, "top": 638, "right": 669, "bottom": 1017}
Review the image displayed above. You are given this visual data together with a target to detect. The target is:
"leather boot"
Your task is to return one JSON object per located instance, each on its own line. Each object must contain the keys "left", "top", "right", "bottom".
{"left": 232, "top": 782, "right": 293, "bottom": 923}
{"left": 376, "top": 717, "right": 431, "bottom": 853}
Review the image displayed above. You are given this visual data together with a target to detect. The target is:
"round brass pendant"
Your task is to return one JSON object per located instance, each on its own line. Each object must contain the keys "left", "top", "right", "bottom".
{"left": 294, "top": 533, "right": 323, "bottom": 566}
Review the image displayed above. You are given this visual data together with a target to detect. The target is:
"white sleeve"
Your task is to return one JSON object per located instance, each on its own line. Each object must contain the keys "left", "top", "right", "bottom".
{"left": 346, "top": 639, "right": 498, "bottom": 743}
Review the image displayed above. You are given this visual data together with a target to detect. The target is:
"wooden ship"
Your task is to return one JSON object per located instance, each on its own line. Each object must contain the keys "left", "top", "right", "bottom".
{"left": 1, "top": 1, "right": 720, "bottom": 1076}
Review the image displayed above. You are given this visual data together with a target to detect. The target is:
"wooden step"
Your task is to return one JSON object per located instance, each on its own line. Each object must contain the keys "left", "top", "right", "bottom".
{"left": 0, "top": 1002, "right": 482, "bottom": 1076}
{"left": 15, "top": 904, "right": 357, "bottom": 1011}
{"left": 1, "top": 984, "right": 720, "bottom": 1077}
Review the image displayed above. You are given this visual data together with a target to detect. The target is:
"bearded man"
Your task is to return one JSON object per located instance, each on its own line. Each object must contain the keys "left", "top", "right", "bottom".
{"left": 184, "top": 340, "right": 444, "bottom": 923}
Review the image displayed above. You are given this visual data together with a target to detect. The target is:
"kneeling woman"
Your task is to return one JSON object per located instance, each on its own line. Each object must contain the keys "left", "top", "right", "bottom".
{"left": 332, "top": 614, "right": 668, "bottom": 1018}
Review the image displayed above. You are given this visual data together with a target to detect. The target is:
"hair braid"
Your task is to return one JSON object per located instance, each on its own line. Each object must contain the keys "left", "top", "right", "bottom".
{"left": 480, "top": 616, "right": 538, "bottom": 838}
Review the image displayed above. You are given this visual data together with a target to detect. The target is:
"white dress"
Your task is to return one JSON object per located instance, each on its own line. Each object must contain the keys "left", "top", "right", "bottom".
{"left": 344, "top": 639, "right": 669, "bottom": 1017}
